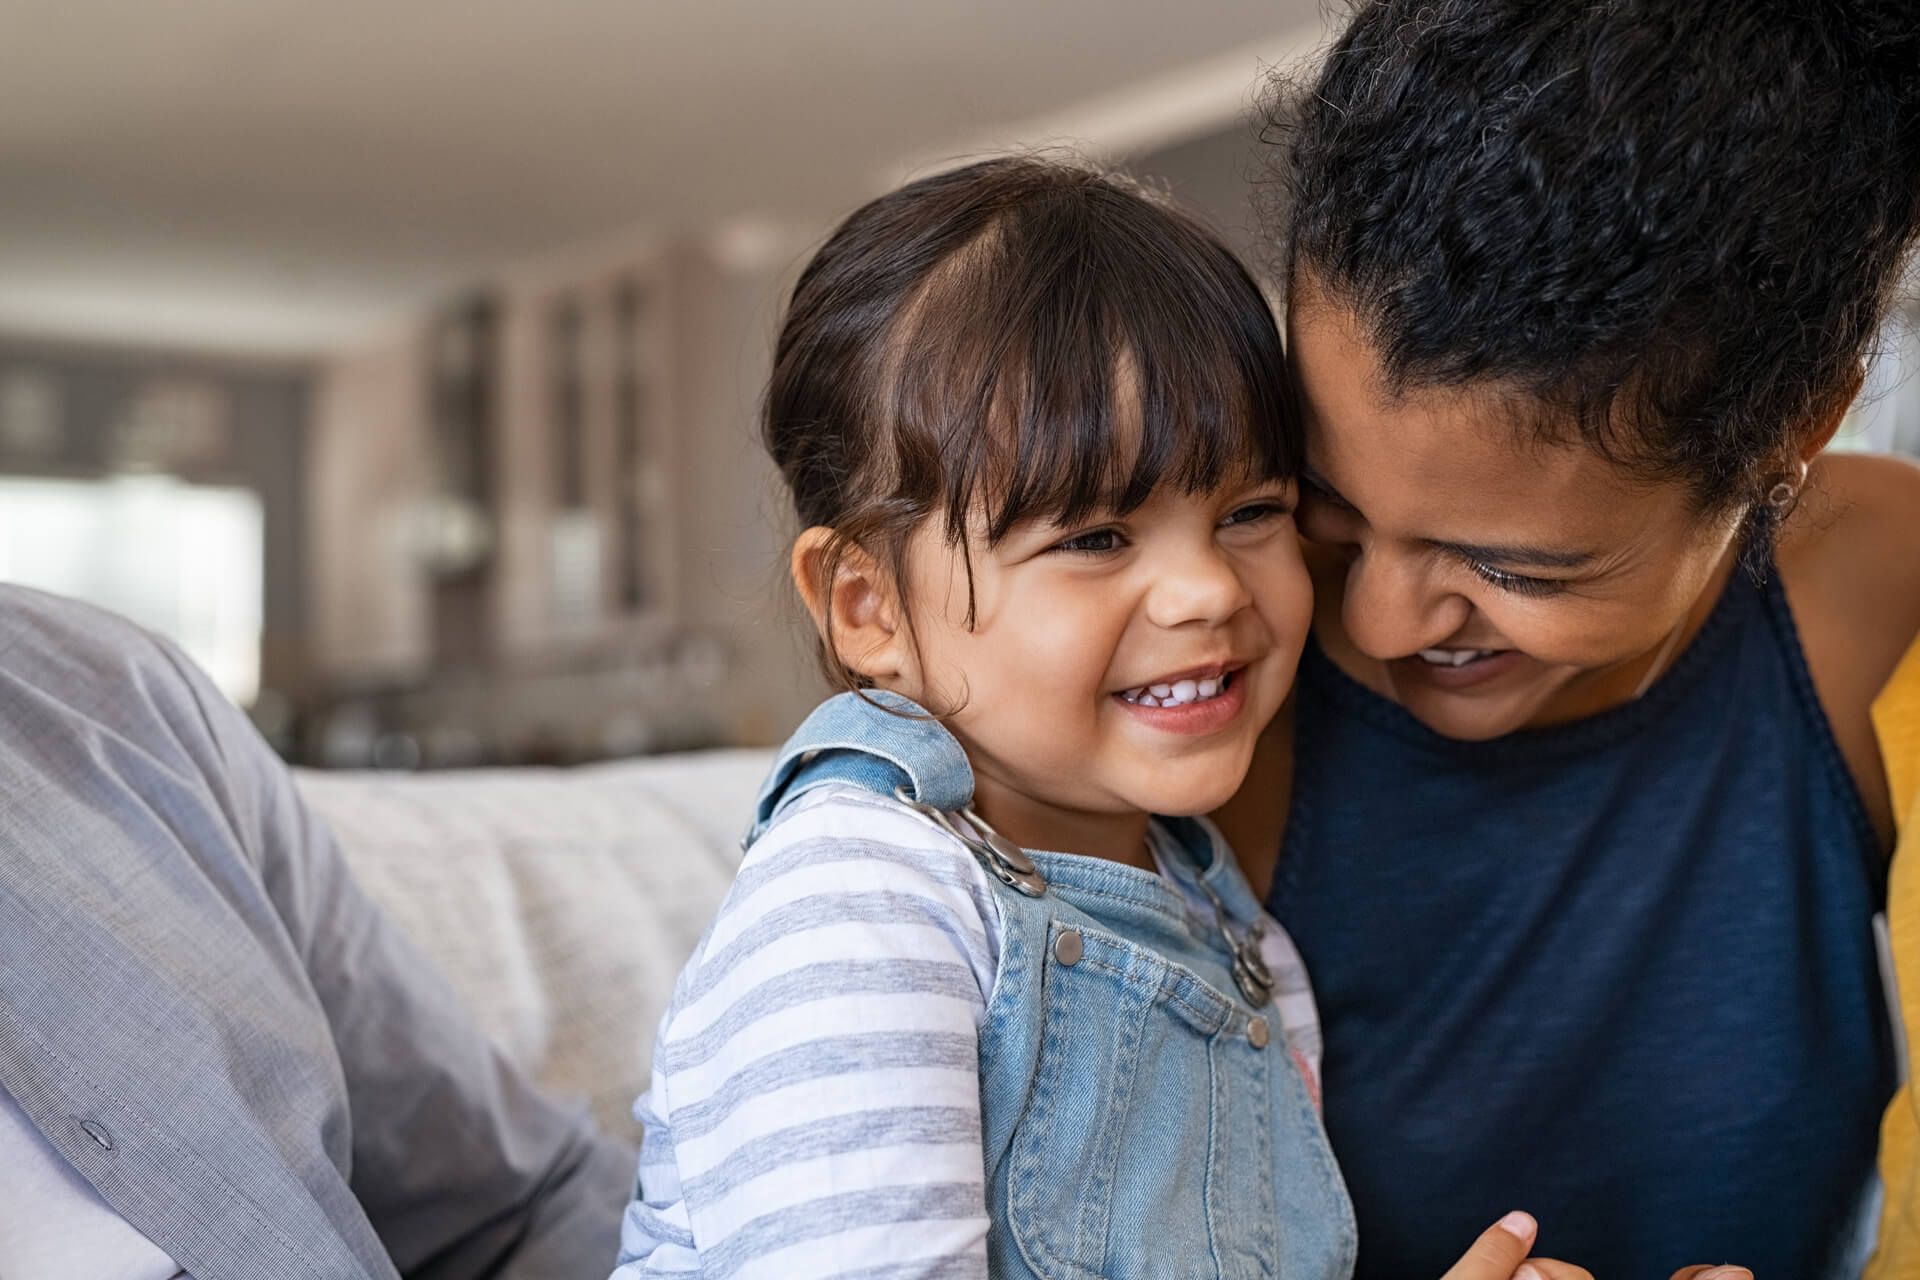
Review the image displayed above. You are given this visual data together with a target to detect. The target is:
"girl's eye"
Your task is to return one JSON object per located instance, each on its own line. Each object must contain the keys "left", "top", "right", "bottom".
{"left": 1467, "top": 559, "right": 1565, "bottom": 598}
{"left": 1220, "top": 500, "right": 1291, "bottom": 529}
{"left": 1050, "top": 527, "right": 1126, "bottom": 555}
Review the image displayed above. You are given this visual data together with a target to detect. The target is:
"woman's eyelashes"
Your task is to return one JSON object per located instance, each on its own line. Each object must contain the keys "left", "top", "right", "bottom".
{"left": 1466, "top": 558, "right": 1565, "bottom": 598}
{"left": 1294, "top": 474, "right": 1567, "bottom": 597}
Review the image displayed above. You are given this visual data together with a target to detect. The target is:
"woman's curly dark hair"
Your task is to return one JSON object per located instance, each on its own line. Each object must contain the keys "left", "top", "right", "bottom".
{"left": 1268, "top": 0, "right": 1920, "bottom": 512}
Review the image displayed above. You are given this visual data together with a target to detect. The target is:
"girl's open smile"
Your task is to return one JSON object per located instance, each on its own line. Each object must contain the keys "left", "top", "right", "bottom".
{"left": 1114, "top": 663, "right": 1252, "bottom": 735}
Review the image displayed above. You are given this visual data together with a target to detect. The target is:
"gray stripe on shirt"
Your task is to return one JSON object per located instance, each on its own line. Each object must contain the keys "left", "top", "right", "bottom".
{"left": 728, "top": 836, "right": 993, "bottom": 911}
{"left": 683, "top": 890, "right": 991, "bottom": 1007}
{"left": 704, "top": 1184, "right": 985, "bottom": 1280}
{"left": 625, "top": 1200, "right": 697, "bottom": 1250}
{"left": 831, "top": 1262, "right": 988, "bottom": 1280}
{"left": 680, "top": 1105, "right": 979, "bottom": 1204}
{"left": 666, "top": 1031, "right": 976, "bottom": 1143}
{"left": 657, "top": 961, "right": 979, "bottom": 1074}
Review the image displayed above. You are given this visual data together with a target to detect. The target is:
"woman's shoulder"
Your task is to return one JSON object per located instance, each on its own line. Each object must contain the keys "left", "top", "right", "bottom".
{"left": 1781, "top": 452, "right": 1920, "bottom": 685}
{"left": 1779, "top": 451, "right": 1920, "bottom": 845}
{"left": 1786, "top": 450, "right": 1920, "bottom": 608}
{"left": 1795, "top": 446, "right": 1920, "bottom": 534}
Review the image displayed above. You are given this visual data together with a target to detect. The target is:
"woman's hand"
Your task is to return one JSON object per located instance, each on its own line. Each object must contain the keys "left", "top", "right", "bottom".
{"left": 1440, "top": 1212, "right": 1754, "bottom": 1280}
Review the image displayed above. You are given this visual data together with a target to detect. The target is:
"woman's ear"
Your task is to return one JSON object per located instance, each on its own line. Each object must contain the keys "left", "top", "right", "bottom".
{"left": 790, "top": 527, "right": 911, "bottom": 684}
{"left": 1798, "top": 362, "right": 1868, "bottom": 461}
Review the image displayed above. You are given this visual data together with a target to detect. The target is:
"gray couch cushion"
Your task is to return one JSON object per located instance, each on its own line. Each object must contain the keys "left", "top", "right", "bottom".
{"left": 296, "top": 749, "right": 768, "bottom": 1140}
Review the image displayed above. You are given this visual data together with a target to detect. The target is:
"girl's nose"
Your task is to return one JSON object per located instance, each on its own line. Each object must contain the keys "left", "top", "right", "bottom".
{"left": 1339, "top": 546, "right": 1471, "bottom": 660}
{"left": 1144, "top": 547, "right": 1253, "bottom": 629}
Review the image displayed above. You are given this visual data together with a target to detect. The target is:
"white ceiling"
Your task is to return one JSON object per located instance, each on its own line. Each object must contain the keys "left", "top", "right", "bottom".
{"left": 0, "top": 0, "right": 1328, "bottom": 355}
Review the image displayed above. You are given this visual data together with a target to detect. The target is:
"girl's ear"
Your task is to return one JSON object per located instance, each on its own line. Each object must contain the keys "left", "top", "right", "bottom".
{"left": 791, "top": 527, "right": 911, "bottom": 684}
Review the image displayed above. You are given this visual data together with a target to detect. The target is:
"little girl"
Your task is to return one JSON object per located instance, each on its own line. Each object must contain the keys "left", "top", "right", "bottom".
{"left": 610, "top": 157, "right": 1597, "bottom": 1280}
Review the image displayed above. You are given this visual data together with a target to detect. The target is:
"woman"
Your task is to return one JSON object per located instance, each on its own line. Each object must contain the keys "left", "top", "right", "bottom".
{"left": 1218, "top": 1, "right": 1920, "bottom": 1276}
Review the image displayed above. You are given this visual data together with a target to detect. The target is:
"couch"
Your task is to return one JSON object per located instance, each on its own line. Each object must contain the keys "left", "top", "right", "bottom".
{"left": 295, "top": 748, "right": 774, "bottom": 1144}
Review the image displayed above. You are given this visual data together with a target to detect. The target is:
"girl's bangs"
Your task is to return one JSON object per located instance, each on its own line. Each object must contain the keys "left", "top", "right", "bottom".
{"left": 887, "top": 206, "right": 1295, "bottom": 545}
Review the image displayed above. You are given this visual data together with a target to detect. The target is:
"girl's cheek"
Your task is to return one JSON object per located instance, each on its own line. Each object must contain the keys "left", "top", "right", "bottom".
{"left": 1254, "top": 542, "right": 1315, "bottom": 640}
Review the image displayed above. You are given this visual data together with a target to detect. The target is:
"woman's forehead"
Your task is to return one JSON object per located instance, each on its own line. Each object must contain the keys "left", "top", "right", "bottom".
{"left": 1290, "top": 305, "right": 1690, "bottom": 545}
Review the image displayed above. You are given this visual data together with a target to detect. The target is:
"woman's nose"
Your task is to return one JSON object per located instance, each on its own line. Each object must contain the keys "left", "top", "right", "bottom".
{"left": 1338, "top": 546, "right": 1470, "bottom": 659}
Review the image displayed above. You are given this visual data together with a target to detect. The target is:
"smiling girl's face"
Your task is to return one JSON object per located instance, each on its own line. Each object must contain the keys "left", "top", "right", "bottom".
{"left": 1289, "top": 298, "right": 1747, "bottom": 742}
{"left": 770, "top": 158, "right": 1308, "bottom": 859}
{"left": 836, "top": 472, "right": 1310, "bottom": 862}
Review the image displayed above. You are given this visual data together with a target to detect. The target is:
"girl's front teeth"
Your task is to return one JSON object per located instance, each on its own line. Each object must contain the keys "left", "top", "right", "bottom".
{"left": 1121, "top": 673, "right": 1228, "bottom": 707}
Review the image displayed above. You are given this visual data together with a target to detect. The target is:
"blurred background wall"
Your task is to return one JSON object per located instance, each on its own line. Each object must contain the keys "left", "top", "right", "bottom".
{"left": 0, "top": 1, "right": 1913, "bottom": 767}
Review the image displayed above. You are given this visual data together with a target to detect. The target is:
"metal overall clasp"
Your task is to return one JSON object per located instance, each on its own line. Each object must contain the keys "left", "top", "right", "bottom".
{"left": 892, "top": 785, "right": 1049, "bottom": 897}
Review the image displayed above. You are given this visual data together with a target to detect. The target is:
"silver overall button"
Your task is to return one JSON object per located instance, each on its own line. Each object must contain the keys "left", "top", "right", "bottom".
{"left": 1246, "top": 1016, "right": 1270, "bottom": 1050}
{"left": 1053, "top": 930, "right": 1083, "bottom": 966}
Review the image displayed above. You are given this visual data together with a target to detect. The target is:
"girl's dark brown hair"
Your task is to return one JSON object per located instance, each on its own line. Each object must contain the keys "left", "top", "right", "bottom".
{"left": 763, "top": 154, "right": 1296, "bottom": 689}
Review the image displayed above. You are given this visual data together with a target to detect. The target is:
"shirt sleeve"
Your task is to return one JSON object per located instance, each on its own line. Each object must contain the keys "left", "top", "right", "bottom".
{"left": 612, "top": 795, "right": 999, "bottom": 1280}
{"left": 158, "top": 636, "right": 637, "bottom": 1280}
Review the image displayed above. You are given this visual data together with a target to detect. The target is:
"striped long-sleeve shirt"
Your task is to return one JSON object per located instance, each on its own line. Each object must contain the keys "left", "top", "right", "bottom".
{"left": 610, "top": 784, "right": 1320, "bottom": 1279}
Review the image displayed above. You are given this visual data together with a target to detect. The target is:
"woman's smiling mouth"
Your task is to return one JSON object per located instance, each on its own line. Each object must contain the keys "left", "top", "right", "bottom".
{"left": 1394, "top": 646, "right": 1523, "bottom": 690}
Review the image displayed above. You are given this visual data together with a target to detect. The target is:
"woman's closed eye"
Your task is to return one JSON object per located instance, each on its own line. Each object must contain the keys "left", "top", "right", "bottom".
{"left": 1466, "top": 558, "right": 1565, "bottom": 598}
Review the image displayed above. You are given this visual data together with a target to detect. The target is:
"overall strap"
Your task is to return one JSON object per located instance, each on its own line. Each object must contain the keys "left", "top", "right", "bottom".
{"left": 745, "top": 691, "right": 1047, "bottom": 895}
{"left": 747, "top": 690, "right": 974, "bottom": 845}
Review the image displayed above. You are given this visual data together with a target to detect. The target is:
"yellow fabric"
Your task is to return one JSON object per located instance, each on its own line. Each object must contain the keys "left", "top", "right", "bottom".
{"left": 1869, "top": 635, "right": 1920, "bottom": 1280}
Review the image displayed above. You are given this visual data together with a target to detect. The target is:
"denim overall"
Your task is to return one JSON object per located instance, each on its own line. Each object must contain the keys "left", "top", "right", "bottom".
{"left": 750, "top": 692, "right": 1357, "bottom": 1280}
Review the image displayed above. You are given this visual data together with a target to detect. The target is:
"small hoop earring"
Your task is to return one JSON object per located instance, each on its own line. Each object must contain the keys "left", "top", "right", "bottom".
{"left": 1765, "top": 460, "right": 1809, "bottom": 511}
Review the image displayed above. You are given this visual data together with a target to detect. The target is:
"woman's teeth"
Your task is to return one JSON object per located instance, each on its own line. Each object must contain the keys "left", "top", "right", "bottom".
{"left": 1119, "top": 673, "right": 1230, "bottom": 707}
{"left": 1417, "top": 648, "right": 1499, "bottom": 667}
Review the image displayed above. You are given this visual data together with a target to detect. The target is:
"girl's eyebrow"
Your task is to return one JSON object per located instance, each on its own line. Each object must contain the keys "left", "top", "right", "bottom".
{"left": 1303, "top": 466, "right": 1596, "bottom": 569}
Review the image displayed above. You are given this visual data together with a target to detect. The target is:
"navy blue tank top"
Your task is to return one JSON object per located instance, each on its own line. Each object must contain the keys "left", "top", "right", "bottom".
{"left": 1269, "top": 559, "right": 1894, "bottom": 1278}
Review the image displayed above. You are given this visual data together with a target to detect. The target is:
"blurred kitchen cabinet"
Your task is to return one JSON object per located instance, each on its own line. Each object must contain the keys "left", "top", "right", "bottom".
{"left": 491, "top": 251, "right": 682, "bottom": 660}
{"left": 308, "top": 329, "right": 436, "bottom": 683}
{"left": 425, "top": 295, "right": 501, "bottom": 667}
{"left": 311, "top": 244, "right": 688, "bottom": 683}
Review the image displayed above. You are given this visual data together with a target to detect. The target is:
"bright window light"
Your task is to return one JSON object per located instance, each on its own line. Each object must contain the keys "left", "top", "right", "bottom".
{"left": 0, "top": 474, "right": 264, "bottom": 704}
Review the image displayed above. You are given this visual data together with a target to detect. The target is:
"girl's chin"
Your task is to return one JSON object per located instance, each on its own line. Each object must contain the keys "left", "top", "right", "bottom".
{"left": 1118, "top": 758, "right": 1253, "bottom": 819}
